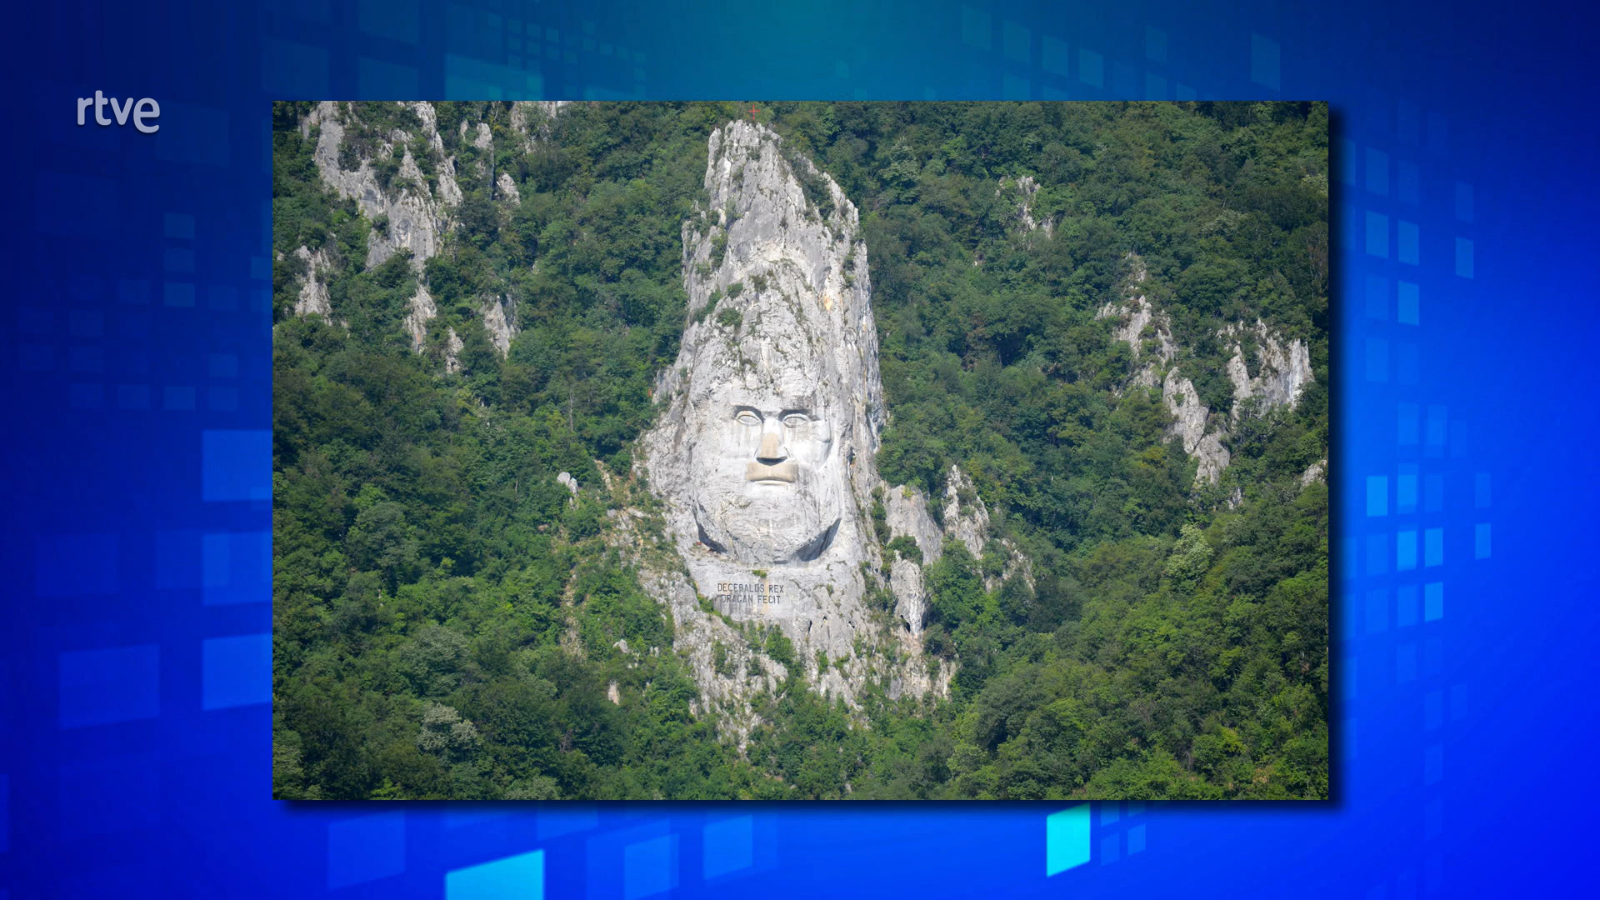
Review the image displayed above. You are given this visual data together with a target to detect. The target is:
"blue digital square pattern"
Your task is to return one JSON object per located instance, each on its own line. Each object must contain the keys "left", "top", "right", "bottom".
{"left": 327, "top": 813, "right": 406, "bottom": 889}
{"left": 446, "top": 849, "right": 543, "bottom": 900}
{"left": 202, "top": 634, "right": 271, "bottom": 710}
{"left": 703, "top": 816, "right": 753, "bottom": 880}
{"left": 1046, "top": 804, "right": 1091, "bottom": 875}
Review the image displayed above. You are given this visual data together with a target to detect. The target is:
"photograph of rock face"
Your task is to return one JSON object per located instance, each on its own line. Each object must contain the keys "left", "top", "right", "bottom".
{"left": 272, "top": 101, "right": 1330, "bottom": 800}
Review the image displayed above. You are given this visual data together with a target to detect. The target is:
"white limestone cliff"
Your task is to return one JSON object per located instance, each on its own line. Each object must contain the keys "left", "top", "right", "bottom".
{"left": 630, "top": 121, "right": 948, "bottom": 727}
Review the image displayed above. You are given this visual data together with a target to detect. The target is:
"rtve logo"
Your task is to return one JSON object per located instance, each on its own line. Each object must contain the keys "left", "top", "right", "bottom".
{"left": 76, "top": 91, "right": 161, "bottom": 134}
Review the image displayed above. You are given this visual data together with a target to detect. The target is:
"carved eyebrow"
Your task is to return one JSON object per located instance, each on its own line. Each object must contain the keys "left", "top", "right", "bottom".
{"left": 778, "top": 409, "right": 812, "bottom": 419}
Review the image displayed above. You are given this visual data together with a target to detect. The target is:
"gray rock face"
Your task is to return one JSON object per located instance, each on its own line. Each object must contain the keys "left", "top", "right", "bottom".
{"left": 303, "top": 102, "right": 460, "bottom": 273}
{"left": 496, "top": 172, "right": 521, "bottom": 204}
{"left": 942, "top": 465, "right": 990, "bottom": 559}
{"left": 481, "top": 296, "right": 517, "bottom": 358}
{"left": 404, "top": 284, "right": 437, "bottom": 352}
{"left": 635, "top": 121, "right": 940, "bottom": 712}
{"left": 1221, "top": 320, "right": 1314, "bottom": 418}
{"left": 292, "top": 246, "right": 334, "bottom": 318}
{"left": 1099, "top": 255, "right": 1313, "bottom": 485}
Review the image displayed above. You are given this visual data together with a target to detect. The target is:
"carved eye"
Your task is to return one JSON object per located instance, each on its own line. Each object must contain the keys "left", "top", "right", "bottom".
{"left": 736, "top": 410, "right": 762, "bottom": 427}
{"left": 782, "top": 413, "right": 810, "bottom": 428}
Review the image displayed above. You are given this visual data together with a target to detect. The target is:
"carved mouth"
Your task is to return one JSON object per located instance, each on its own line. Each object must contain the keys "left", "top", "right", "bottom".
{"left": 745, "top": 461, "right": 798, "bottom": 483}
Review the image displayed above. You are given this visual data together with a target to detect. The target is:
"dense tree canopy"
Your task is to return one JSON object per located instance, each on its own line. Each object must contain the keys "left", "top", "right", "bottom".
{"left": 273, "top": 101, "right": 1328, "bottom": 800}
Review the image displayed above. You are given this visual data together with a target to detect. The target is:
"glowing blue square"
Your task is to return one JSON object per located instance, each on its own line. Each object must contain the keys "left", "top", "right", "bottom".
{"left": 1396, "top": 531, "right": 1417, "bottom": 571}
{"left": 1128, "top": 824, "right": 1145, "bottom": 854}
{"left": 328, "top": 813, "right": 405, "bottom": 889}
{"left": 1046, "top": 805, "right": 1091, "bottom": 875}
{"left": 1365, "top": 212, "right": 1388, "bottom": 257}
{"left": 623, "top": 835, "right": 675, "bottom": 900}
{"left": 1366, "top": 476, "right": 1388, "bottom": 516}
{"left": 1100, "top": 802, "right": 1119, "bottom": 825}
{"left": 202, "top": 430, "right": 271, "bottom": 502}
{"left": 703, "top": 816, "right": 753, "bottom": 880}
{"left": 1474, "top": 523, "right": 1490, "bottom": 560}
{"left": 202, "top": 633, "right": 270, "bottom": 710}
{"left": 59, "top": 644, "right": 159, "bottom": 728}
{"left": 1425, "top": 528, "right": 1444, "bottom": 567}
{"left": 1425, "top": 582, "right": 1444, "bottom": 621}
{"left": 447, "top": 849, "right": 543, "bottom": 900}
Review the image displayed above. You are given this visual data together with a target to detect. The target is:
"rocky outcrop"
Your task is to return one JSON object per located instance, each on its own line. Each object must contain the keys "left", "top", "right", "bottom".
{"left": 1100, "top": 255, "right": 1313, "bottom": 486}
{"left": 496, "top": 172, "right": 520, "bottom": 204}
{"left": 404, "top": 285, "right": 437, "bottom": 352}
{"left": 1004, "top": 175, "right": 1054, "bottom": 236}
{"left": 481, "top": 296, "right": 517, "bottom": 358}
{"left": 942, "top": 465, "right": 990, "bottom": 559}
{"left": 632, "top": 121, "right": 945, "bottom": 722}
{"left": 292, "top": 246, "right": 334, "bottom": 318}
{"left": 302, "top": 101, "right": 461, "bottom": 272}
{"left": 1222, "top": 321, "right": 1314, "bottom": 418}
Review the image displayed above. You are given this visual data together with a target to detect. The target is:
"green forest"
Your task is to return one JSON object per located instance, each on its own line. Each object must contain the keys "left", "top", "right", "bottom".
{"left": 272, "top": 101, "right": 1329, "bottom": 800}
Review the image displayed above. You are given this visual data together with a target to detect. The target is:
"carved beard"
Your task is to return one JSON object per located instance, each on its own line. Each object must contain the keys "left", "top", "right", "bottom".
{"left": 691, "top": 463, "right": 842, "bottom": 565}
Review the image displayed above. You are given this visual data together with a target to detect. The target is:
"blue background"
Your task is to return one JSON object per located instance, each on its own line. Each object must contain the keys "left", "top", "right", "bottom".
{"left": 2, "top": 0, "right": 1595, "bottom": 896}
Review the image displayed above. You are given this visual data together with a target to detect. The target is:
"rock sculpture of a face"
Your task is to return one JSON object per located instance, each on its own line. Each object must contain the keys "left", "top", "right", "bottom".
{"left": 684, "top": 317, "right": 844, "bottom": 566}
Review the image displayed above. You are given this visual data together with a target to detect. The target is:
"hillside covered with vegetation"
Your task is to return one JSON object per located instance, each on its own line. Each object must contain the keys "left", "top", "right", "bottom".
{"left": 273, "top": 101, "right": 1329, "bottom": 800}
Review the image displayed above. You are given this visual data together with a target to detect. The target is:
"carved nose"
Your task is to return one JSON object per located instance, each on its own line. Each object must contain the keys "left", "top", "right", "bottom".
{"left": 756, "top": 431, "right": 787, "bottom": 463}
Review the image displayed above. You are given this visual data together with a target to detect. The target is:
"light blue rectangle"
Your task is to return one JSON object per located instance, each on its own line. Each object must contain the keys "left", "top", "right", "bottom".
{"left": 1046, "top": 805, "right": 1091, "bottom": 875}
{"left": 1128, "top": 824, "right": 1145, "bottom": 854}
{"left": 1397, "top": 530, "right": 1418, "bottom": 571}
{"left": 202, "top": 633, "right": 271, "bottom": 710}
{"left": 703, "top": 816, "right": 753, "bottom": 880}
{"left": 447, "top": 849, "right": 543, "bottom": 900}
{"left": 1475, "top": 523, "right": 1491, "bottom": 559}
{"left": 1425, "top": 528, "right": 1444, "bottom": 567}
{"left": 1456, "top": 237, "right": 1474, "bottom": 278}
{"left": 1366, "top": 476, "right": 1388, "bottom": 516}
{"left": 1099, "top": 802, "right": 1120, "bottom": 825}
{"left": 1425, "top": 582, "right": 1444, "bottom": 621}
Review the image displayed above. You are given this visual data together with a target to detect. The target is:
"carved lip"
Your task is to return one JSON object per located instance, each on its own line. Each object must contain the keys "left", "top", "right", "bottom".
{"left": 745, "top": 461, "right": 797, "bottom": 483}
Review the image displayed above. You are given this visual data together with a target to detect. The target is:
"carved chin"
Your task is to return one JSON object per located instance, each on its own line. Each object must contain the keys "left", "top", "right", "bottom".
{"left": 693, "top": 501, "right": 840, "bottom": 564}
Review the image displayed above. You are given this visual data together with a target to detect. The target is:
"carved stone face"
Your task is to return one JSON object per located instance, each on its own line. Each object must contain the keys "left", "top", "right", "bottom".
{"left": 686, "top": 372, "right": 843, "bottom": 565}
